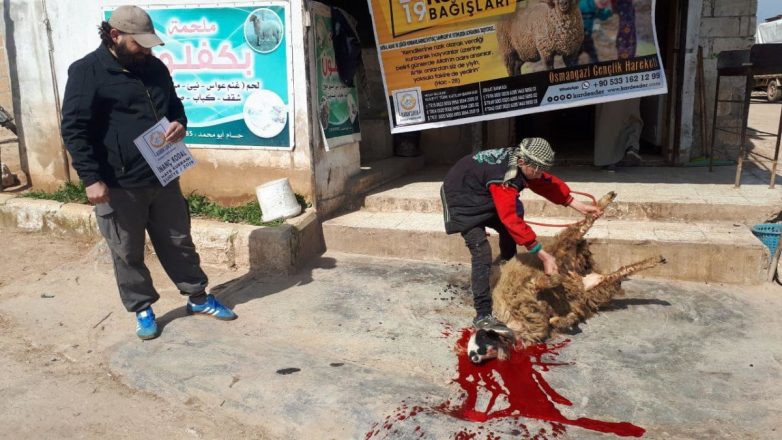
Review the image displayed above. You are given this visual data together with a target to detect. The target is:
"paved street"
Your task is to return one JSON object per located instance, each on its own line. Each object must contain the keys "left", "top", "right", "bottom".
{"left": 1, "top": 227, "right": 781, "bottom": 439}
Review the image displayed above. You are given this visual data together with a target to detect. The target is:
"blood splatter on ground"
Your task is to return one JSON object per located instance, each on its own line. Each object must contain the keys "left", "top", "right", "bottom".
{"left": 366, "top": 328, "right": 645, "bottom": 439}
{"left": 441, "top": 322, "right": 455, "bottom": 338}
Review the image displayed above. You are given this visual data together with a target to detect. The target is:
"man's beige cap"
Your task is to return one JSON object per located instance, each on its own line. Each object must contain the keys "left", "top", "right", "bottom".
{"left": 108, "top": 5, "right": 164, "bottom": 48}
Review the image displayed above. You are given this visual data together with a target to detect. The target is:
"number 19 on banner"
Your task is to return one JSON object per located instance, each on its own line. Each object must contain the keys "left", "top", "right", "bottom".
{"left": 398, "top": 0, "right": 426, "bottom": 24}
{"left": 386, "top": 0, "right": 517, "bottom": 36}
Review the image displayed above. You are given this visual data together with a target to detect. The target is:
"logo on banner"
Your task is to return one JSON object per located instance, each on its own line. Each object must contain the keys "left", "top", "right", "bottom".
{"left": 393, "top": 87, "right": 425, "bottom": 125}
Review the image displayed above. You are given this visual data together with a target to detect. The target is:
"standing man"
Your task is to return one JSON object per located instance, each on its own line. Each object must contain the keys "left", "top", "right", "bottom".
{"left": 441, "top": 138, "right": 602, "bottom": 335}
{"left": 61, "top": 5, "right": 236, "bottom": 340}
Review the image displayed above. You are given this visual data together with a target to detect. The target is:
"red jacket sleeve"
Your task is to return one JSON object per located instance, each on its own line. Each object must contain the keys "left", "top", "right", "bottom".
{"left": 489, "top": 183, "right": 540, "bottom": 250}
{"left": 525, "top": 172, "right": 574, "bottom": 206}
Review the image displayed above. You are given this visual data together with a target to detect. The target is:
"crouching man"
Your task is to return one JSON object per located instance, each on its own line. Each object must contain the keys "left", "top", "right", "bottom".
{"left": 60, "top": 5, "right": 236, "bottom": 340}
{"left": 441, "top": 138, "right": 602, "bottom": 335}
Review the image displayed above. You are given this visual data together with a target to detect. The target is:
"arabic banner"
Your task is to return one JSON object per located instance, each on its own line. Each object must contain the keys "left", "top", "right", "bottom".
{"left": 367, "top": 0, "right": 667, "bottom": 133}
{"left": 103, "top": 2, "right": 293, "bottom": 149}
{"left": 312, "top": 2, "right": 362, "bottom": 150}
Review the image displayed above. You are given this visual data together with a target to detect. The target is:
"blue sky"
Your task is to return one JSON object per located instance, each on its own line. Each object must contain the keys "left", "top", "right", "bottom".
{"left": 757, "top": 0, "right": 780, "bottom": 22}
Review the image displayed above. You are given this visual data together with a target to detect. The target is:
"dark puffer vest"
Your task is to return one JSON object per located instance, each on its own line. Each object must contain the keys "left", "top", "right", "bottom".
{"left": 441, "top": 147, "right": 524, "bottom": 234}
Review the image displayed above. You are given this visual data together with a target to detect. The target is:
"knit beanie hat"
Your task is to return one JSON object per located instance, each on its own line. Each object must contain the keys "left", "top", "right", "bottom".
{"left": 519, "top": 137, "right": 555, "bottom": 170}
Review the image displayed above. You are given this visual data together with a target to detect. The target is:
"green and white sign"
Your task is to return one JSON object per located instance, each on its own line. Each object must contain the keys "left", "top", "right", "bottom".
{"left": 312, "top": 2, "right": 361, "bottom": 150}
{"left": 104, "top": 2, "right": 293, "bottom": 149}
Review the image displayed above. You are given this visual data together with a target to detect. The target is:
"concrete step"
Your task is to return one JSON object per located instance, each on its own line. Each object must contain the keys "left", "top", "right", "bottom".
{"left": 350, "top": 156, "right": 426, "bottom": 198}
{"left": 362, "top": 183, "right": 781, "bottom": 223}
{"left": 323, "top": 211, "right": 771, "bottom": 285}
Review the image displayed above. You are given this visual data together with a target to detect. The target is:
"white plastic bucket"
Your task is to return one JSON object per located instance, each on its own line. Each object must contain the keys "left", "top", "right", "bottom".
{"left": 255, "top": 178, "right": 302, "bottom": 223}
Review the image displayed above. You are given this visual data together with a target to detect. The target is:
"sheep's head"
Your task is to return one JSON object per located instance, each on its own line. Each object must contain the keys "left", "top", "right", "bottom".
{"left": 545, "top": 0, "right": 576, "bottom": 13}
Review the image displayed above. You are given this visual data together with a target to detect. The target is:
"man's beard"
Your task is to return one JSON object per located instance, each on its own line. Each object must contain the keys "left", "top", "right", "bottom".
{"left": 114, "top": 41, "right": 150, "bottom": 71}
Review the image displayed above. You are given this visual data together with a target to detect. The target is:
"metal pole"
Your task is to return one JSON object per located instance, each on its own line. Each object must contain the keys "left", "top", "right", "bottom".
{"left": 709, "top": 74, "right": 720, "bottom": 172}
{"left": 768, "top": 242, "right": 781, "bottom": 283}
{"left": 734, "top": 74, "right": 753, "bottom": 188}
{"left": 697, "top": 46, "right": 708, "bottom": 163}
{"left": 672, "top": 0, "right": 690, "bottom": 166}
{"left": 770, "top": 103, "right": 781, "bottom": 188}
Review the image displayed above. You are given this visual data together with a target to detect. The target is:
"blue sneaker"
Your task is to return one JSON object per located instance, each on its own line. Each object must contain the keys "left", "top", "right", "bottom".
{"left": 135, "top": 307, "right": 158, "bottom": 340}
{"left": 186, "top": 294, "right": 237, "bottom": 320}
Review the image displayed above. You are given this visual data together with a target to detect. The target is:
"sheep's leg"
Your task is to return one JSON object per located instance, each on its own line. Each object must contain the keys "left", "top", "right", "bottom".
{"left": 549, "top": 312, "right": 580, "bottom": 330}
{"left": 504, "top": 51, "right": 523, "bottom": 76}
{"left": 513, "top": 59, "right": 524, "bottom": 76}
{"left": 595, "top": 191, "right": 618, "bottom": 210}
{"left": 543, "top": 52, "right": 555, "bottom": 70}
{"left": 529, "top": 273, "right": 562, "bottom": 291}
{"left": 562, "top": 52, "right": 580, "bottom": 68}
{"left": 588, "top": 256, "right": 666, "bottom": 290}
{"left": 572, "top": 191, "right": 618, "bottom": 240}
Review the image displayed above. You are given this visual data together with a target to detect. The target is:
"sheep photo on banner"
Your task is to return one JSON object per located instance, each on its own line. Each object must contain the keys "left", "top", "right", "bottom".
{"left": 366, "top": 0, "right": 667, "bottom": 133}
{"left": 103, "top": 2, "right": 294, "bottom": 149}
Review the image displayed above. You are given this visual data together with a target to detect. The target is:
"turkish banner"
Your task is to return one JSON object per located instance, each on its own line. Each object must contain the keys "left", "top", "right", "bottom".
{"left": 367, "top": 0, "right": 667, "bottom": 133}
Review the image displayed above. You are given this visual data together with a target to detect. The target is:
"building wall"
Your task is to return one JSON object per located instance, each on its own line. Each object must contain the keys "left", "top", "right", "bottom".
{"left": 3, "top": 0, "right": 68, "bottom": 190}
{"left": 0, "top": 35, "right": 11, "bottom": 114}
{"left": 3, "top": 0, "right": 341, "bottom": 205}
{"left": 696, "top": 0, "right": 758, "bottom": 161}
{"left": 305, "top": 4, "right": 361, "bottom": 217}
{"left": 0, "top": 23, "right": 23, "bottom": 183}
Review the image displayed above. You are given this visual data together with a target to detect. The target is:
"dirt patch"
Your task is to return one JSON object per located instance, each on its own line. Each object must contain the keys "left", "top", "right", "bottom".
{"left": 0, "top": 227, "right": 270, "bottom": 439}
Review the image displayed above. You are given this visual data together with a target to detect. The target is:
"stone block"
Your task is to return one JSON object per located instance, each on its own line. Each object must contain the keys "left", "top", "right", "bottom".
{"left": 287, "top": 208, "right": 325, "bottom": 266}
{"left": 711, "top": 36, "right": 753, "bottom": 55}
{"left": 714, "top": 0, "right": 756, "bottom": 17}
{"left": 740, "top": 16, "right": 756, "bottom": 36}
{"left": 190, "top": 209, "right": 323, "bottom": 274}
{"left": 0, "top": 198, "right": 62, "bottom": 230}
{"left": 47, "top": 203, "right": 98, "bottom": 237}
{"left": 244, "top": 224, "right": 293, "bottom": 273}
{"left": 700, "top": 17, "right": 741, "bottom": 37}
{"left": 190, "top": 220, "right": 248, "bottom": 269}
{"left": 0, "top": 193, "right": 15, "bottom": 205}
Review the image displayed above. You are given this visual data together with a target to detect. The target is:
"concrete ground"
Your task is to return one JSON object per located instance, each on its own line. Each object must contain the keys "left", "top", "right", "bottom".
{"left": 1, "top": 101, "right": 780, "bottom": 440}
{"left": 1, "top": 227, "right": 781, "bottom": 440}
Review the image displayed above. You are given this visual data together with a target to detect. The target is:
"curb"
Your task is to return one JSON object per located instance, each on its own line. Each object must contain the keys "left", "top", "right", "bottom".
{"left": 0, "top": 193, "right": 324, "bottom": 274}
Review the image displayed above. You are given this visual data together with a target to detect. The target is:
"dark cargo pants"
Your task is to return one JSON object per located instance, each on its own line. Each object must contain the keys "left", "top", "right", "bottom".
{"left": 461, "top": 217, "right": 517, "bottom": 317}
{"left": 95, "top": 181, "right": 208, "bottom": 312}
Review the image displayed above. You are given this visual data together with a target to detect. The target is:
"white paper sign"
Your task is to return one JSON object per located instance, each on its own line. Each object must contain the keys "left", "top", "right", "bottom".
{"left": 133, "top": 117, "right": 196, "bottom": 186}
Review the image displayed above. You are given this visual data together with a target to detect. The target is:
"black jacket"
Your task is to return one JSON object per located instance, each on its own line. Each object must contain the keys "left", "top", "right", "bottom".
{"left": 441, "top": 147, "right": 525, "bottom": 234}
{"left": 61, "top": 45, "right": 187, "bottom": 188}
